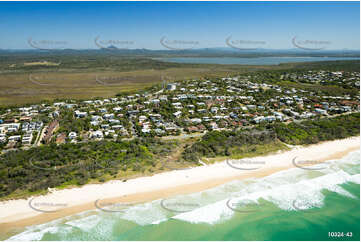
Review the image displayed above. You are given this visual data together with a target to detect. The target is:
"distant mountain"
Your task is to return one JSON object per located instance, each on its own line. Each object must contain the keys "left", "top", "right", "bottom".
{"left": 0, "top": 48, "right": 359, "bottom": 58}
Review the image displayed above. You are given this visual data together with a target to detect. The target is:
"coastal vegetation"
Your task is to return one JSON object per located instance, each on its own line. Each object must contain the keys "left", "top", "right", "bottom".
{"left": 273, "top": 112, "right": 360, "bottom": 145}
{"left": 0, "top": 113, "right": 358, "bottom": 199}
{"left": 0, "top": 138, "right": 179, "bottom": 199}
{"left": 181, "top": 113, "right": 360, "bottom": 162}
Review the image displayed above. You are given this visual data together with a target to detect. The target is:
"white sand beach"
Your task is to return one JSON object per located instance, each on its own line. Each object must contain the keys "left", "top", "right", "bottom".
{"left": 0, "top": 136, "right": 359, "bottom": 231}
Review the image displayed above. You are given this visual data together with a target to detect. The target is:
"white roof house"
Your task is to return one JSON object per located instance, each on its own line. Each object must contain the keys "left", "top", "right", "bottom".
{"left": 75, "top": 110, "right": 87, "bottom": 118}
{"left": 68, "top": 132, "right": 77, "bottom": 139}
{"left": 173, "top": 111, "right": 182, "bottom": 117}
{"left": 91, "top": 130, "right": 103, "bottom": 139}
{"left": 167, "top": 83, "right": 176, "bottom": 91}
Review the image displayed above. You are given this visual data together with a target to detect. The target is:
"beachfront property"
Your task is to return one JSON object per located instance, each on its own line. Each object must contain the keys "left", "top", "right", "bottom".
{"left": 0, "top": 70, "right": 359, "bottom": 150}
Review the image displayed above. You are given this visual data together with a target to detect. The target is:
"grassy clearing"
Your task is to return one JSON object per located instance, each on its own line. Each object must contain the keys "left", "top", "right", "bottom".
{"left": 204, "top": 141, "right": 289, "bottom": 164}
{"left": 24, "top": 61, "right": 60, "bottom": 66}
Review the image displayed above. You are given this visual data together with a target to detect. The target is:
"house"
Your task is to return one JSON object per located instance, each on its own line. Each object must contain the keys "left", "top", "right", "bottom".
{"left": 94, "top": 100, "right": 104, "bottom": 105}
{"left": 75, "top": 110, "right": 87, "bottom": 118}
{"left": 209, "top": 122, "right": 219, "bottom": 130}
{"left": 0, "top": 134, "right": 6, "bottom": 143}
{"left": 315, "top": 108, "right": 327, "bottom": 115}
{"left": 90, "top": 121, "right": 99, "bottom": 126}
{"left": 164, "top": 122, "right": 179, "bottom": 132}
{"left": 22, "top": 132, "right": 33, "bottom": 145}
{"left": 190, "top": 118, "right": 202, "bottom": 124}
{"left": 167, "top": 83, "right": 176, "bottom": 91}
{"left": 211, "top": 107, "right": 219, "bottom": 113}
{"left": 8, "top": 135, "right": 21, "bottom": 142}
{"left": 91, "top": 115, "right": 102, "bottom": 121}
{"left": 90, "top": 130, "right": 103, "bottom": 139}
{"left": 141, "top": 127, "right": 151, "bottom": 133}
{"left": 201, "top": 116, "right": 211, "bottom": 122}
{"left": 68, "top": 132, "right": 77, "bottom": 140}
{"left": 113, "top": 107, "right": 123, "bottom": 112}
{"left": 265, "top": 116, "right": 276, "bottom": 122}
{"left": 153, "top": 128, "right": 165, "bottom": 135}
{"left": 104, "top": 130, "right": 115, "bottom": 137}
{"left": 101, "top": 124, "right": 110, "bottom": 129}
{"left": 252, "top": 116, "right": 265, "bottom": 124}
{"left": 4, "top": 118, "right": 18, "bottom": 123}
{"left": 321, "top": 102, "right": 329, "bottom": 110}
{"left": 341, "top": 106, "right": 352, "bottom": 112}
{"left": 0, "top": 123, "right": 21, "bottom": 132}
{"left": 213, "top": 115, "right": 223, "bottom": 120}
{"left": 109, "top": 119, "right": 120, "bottom": 124}
{"left": 173, "top": 111, "right": 182, "bottom": 118}
{"left": 172, "top": 102, "right": 182, "bottom": 107}
{"left": 186, "top": 126, "right": 199, "bottom": 132}
{"left": 65, "top": 104, "right": 77, "bottom": 109}
{"left": 52, "top": 111, "right": 60, "bottom": 118}
{"left": 139, "top": 116, "right": 147, "bottom": 123}
{"left": 111, "top": 125, "right": 124, "bottom": 130}
{"left": 159, "top": 96, "right": 168, "bottom": 101}
{"left": 20, "top": 116, "right": 32, "bottom": 122}
{"left": 103, "top": 113, "right": 114, "bottom": 120}
{"left": 273, "top": 112, "right": 284, "bottom": 121}
{"left": 230, "top": 113, "right": 238, "bottom": 119}
{"left": 54, "top": 102, "right": 66, "bottom": 107}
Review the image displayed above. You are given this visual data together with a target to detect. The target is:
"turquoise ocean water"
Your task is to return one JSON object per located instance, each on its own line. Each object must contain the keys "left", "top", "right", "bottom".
{"left": 4, "top": 150, "right": 360, "bottom": 241}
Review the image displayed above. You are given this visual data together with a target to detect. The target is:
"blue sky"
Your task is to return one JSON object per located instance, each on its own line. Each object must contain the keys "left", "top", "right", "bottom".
{"left": 0, "top": 1, "right": 359, "bottom": 50}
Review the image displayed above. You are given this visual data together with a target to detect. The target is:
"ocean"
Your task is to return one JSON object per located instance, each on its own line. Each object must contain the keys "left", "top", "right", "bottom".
{"left": 154, "top": 57, "right": 360, "bottom": 65}
{"left": 5, "top": 150, "right": 360, "bottom": 241}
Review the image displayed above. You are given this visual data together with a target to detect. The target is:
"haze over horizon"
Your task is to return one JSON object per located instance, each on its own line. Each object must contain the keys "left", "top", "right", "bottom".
{"left": 0, "top": 1, "right": 359, "bottom": 50}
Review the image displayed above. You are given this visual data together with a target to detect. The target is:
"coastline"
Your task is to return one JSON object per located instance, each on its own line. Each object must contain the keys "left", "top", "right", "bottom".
{"left": 0, "top": 136, "right": 359, "bottom": 236}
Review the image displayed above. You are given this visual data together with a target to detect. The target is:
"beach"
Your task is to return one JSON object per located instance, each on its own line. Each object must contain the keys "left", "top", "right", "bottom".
{"left": 0, "top": 136, "right": 359, "bottom": 236}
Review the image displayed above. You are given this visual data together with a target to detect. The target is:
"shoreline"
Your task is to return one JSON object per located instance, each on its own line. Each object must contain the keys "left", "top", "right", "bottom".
{"left": 0, "top": 136, "right": 359, "bottom": 237}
